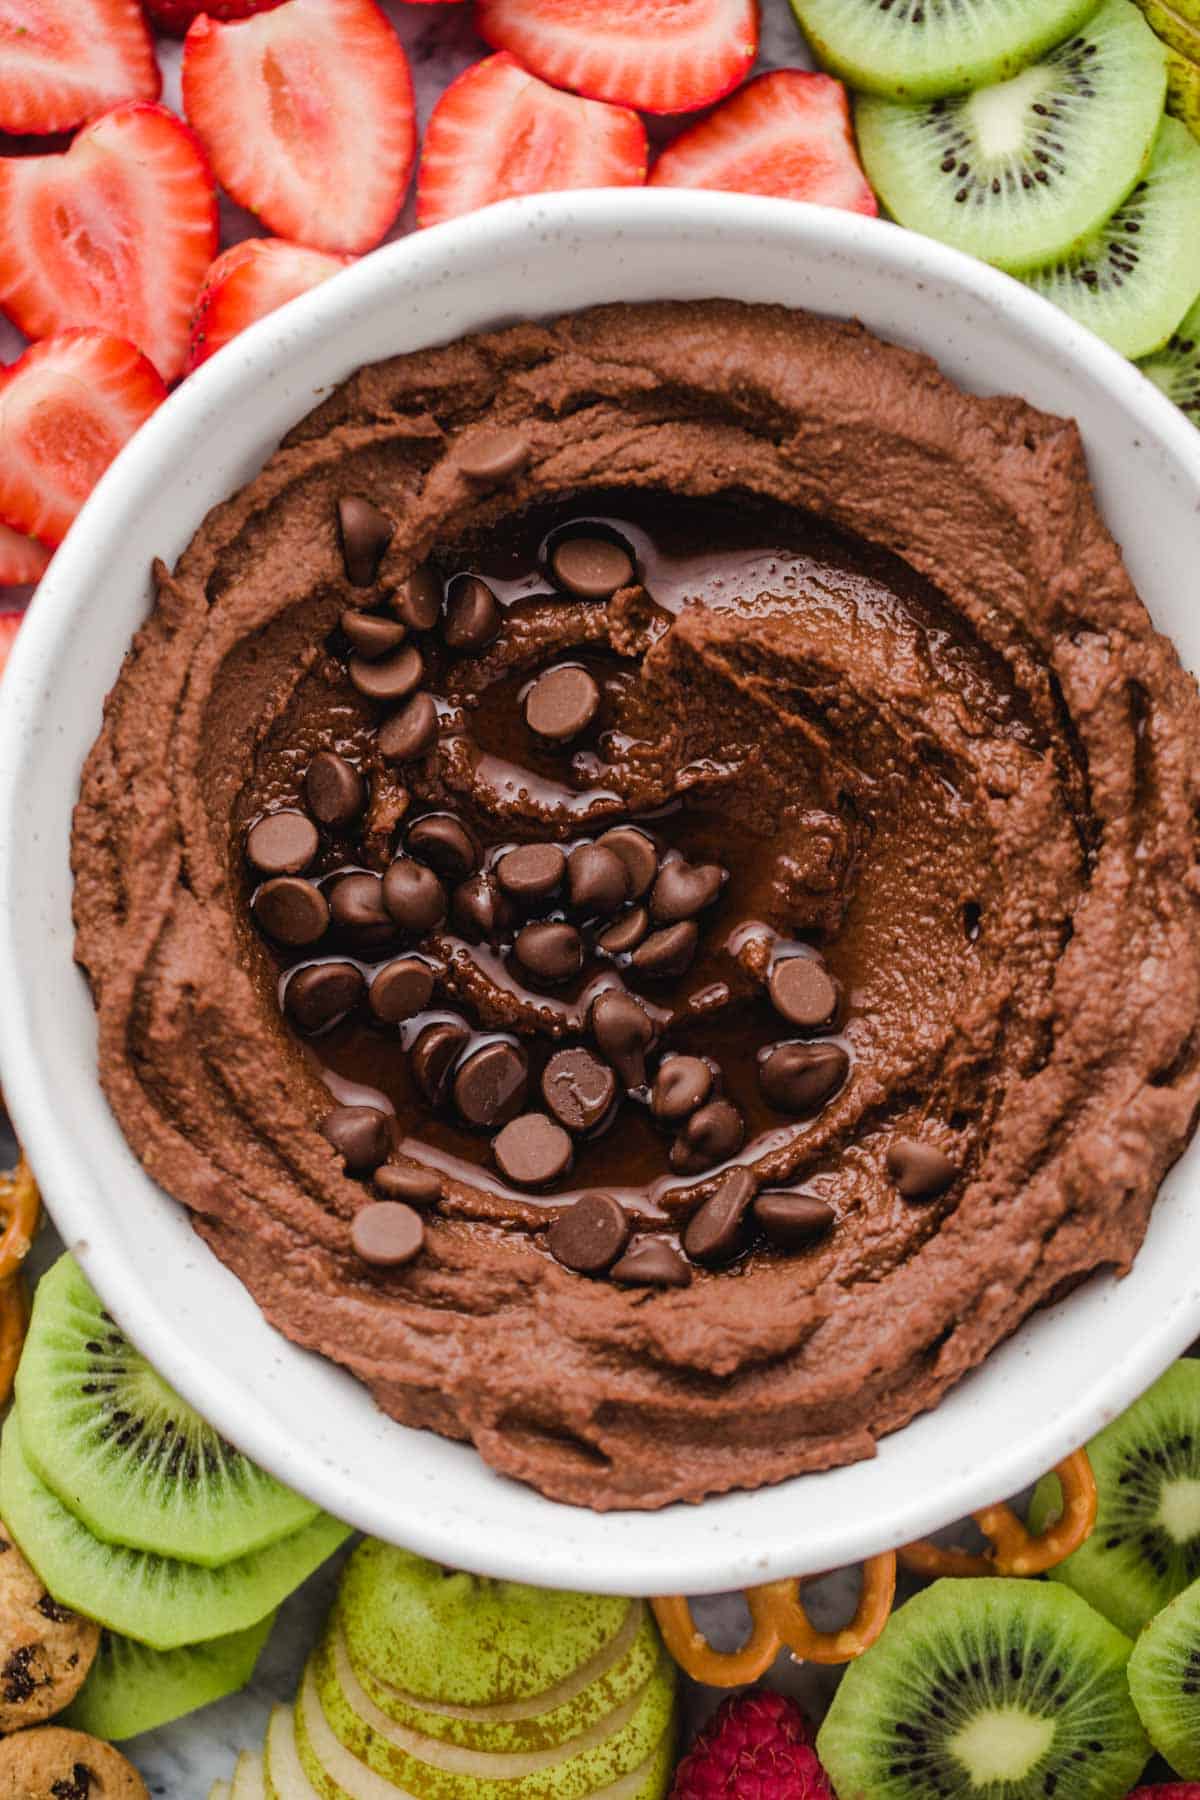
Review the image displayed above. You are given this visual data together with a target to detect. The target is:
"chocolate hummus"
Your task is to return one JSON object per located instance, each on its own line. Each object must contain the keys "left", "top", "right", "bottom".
{"left": 72, "top": 300, "right": 1200, "bottom": 1510}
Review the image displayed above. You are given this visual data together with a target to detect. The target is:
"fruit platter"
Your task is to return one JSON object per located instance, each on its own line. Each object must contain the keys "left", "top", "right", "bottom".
{"left": 7, "top": 0, "right": 1200, "bottom": 1794}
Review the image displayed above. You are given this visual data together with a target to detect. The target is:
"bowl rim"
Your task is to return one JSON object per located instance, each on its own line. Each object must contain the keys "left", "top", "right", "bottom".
{"left": 4, "top": 187, "right": 1200, "bottom": 1594}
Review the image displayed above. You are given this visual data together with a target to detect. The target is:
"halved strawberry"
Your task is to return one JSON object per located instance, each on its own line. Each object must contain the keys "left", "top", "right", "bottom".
{"left": 650, "top": 71, "right": 877, "bottom": 214}
{"left": 182, "top": 0, "right": 417, "bottom": 254}
{"left": 417, "top": 53, "right": 647, "bottom": 229}
{"left": 0, "top": 0, "right": 160, "bottom": 136}
{"left": 186, "top": 237, "right": 353, "bottom": 372}
{"left": 0, "top": 528, "right": 49, "bottom": 589}
{"left": 0, "top": 332, "right": 166, "bottom": 549}
{"left": 0, "top": 609, "right": 24, "bottom": 682}
{"left": 144, "top": 0, "right": 287, "bottom": 38}
{"left": 0, "top": 104, "right": 218, "bottom": 385}
{"left": 474, "top": 0, "right": 758, "bottom": 115}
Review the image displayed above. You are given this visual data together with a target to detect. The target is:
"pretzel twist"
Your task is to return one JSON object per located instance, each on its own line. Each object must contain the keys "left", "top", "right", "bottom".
{"left": 898, "top": 1449, "right": 1097, "bottom": 1579}
{"left": 0, "top": 1157, "right": 39, "bottom": 1409}
{"left": 651, "top": 1552, "right": 897, "bottom": 1687}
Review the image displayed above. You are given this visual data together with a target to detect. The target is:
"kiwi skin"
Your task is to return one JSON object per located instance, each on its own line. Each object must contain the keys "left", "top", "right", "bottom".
{"left": 1128, "top": 1572, "right": 1200, "bottom": 1778}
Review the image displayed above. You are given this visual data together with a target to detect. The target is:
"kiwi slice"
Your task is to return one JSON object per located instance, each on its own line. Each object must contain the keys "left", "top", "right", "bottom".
{"left": 816, "top": 1577, "right": 1148, "bottom": 1800}
{"left": 855, "top": 0, "right": 1167, "bottom": 273}
{"left": 1127, "top": 1572, "right": 1200, "bottom": 1778}
{"left": 1030, "top": 1360, "right": 1200, "bottom": 1637}
{"left": 1139, "top": 293, "right": 1200, "bottom": 419}
{"left": 790, "top": 0, "right": 1102, "bottom": 101}
{"left": 0, "top": 1411, "right": 351, "bottom": 1651}
{"left": 1020, "top": 116, "right": 1200, "bottom": 357}
{"left": 62, "top": 1612, "right": 275, "bottom": 1740}
{"left": 15, "top": 1255, "right": 317, "bottom": 1566}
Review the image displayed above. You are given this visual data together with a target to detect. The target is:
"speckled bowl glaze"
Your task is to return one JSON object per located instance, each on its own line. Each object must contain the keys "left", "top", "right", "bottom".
{"left": 3, "top": 191, "right": 1200, "bottom": 1595}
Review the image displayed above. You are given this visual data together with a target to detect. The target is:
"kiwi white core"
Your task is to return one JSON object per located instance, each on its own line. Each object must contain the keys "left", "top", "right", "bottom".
{"left": 1156, "top": 1476, "right": 1200, "bottom": 1542}
{"left": 950, "top": 1708, "right": 1055, "bottom": 1782}
{"left": 967, "top": 66, "right": 1054, "bottom": 160}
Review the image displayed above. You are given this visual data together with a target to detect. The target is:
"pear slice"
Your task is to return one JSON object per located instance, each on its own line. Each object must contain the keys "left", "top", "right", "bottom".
{"left": 349, "top": 1602, "right": 662, "bottom": 1752}
{"left": 265, "top": 1702, "right": 322, "bottom": 1800}
{"left": 295, "top": 1665, "right": 674, "bottom": 1800}
{"left": 232, "top": 1750, "right": 267, "bottom": 1800}
{"left": 209, "top": 1785, "right": 232, "bottom": 1800}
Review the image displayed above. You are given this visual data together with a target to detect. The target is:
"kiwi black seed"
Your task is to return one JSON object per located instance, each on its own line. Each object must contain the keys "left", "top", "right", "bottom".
{"left": 1022, "top": 116, "right": 1200, "bottom": 358}
{"left": 855, "top": 0, "right": 1168, "bottom": 273}
{"left": 1031, "top": 1359, "right": 1200, "bottom": 1637}
{"left": 1139, "top": 293, "right": 1200, "bottom": 420}
{"left": 816, "top": 1577, "right": 1149, "bottom": 1800}
{"left": 14, "top": 1255, "right": 317, "bottom": 1568}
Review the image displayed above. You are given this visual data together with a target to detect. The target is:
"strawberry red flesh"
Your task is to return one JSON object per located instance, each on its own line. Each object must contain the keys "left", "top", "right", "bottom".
{"left": 474, "top": 0, "right": 758, "bottom": 116}
{"left": 144, "top": 0, "right": 288, "bottom": 38}
{"left": 182, "top": 0, "right": 417, "bottom": 254}
{"left": 417, "top": 52, "right": 647, "bottom": 229}
{"left": 651, "top": 69, "right": 877, "bottom": 214}
{"left": 186, "top": 237, "right": 353, "bottom": 372}
{"left": 0, "top": 0, "right": 159, "bottom": 136}
{"left": 0, "top": 609, "right": 24, "bottom": 682}
{"left": 0, "top": 529, "right": 49, "bottom": 590}
{"left": 0, "top": 331, "right": 166, "bottom": 549}
{"left": 0, "top": 103, "right": 219, "bottom": 385}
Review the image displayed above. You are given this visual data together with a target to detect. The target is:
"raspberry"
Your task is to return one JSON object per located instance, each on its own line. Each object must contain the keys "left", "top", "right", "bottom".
{"left": 670, "top": 1689, "right": 835, "bottom": 1800}
{"left": 1127, "top": 1789, "right": 1200, "bottom": 1798}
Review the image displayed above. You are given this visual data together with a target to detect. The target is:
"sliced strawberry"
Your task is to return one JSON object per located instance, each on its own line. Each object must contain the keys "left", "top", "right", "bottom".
{"left": 144, "top": 0, "right": 287, "bottom": 38}
{"left": 650, "top": 71, "right": 877, "bottom": 215}
{"left": 186, "top": 237, "right": 353, "bottom": 372}
{"left": 474, "top": 0, "right": 758, "bottom": 116}
{"left": 0, "top": 104, "right": 218, "bottom": 385}
{"left": 0, "top": 332, "right": 165, "bottom": 549}
{"left": 0, "top": 609, "right": 24, "bottom": 682}
{"left": 417, "top": 53, "right": 647, "bottom": 229}
{"left": 0, "top": 0, "right": 159, "bottom": 136}
{"left": 182, "top": 0, "right": 417, "bottom": 254}
{"left": 0, "top": 528, "right": 49, "bottom": 589}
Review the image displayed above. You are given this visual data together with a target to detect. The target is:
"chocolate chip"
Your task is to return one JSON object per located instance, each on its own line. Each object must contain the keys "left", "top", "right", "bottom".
{"left": 596, "top": 906, "right": 649, "bottom": 955}
{"left": 349, "top": 642, "right": 424, "bottom": 703}
{"left": 651, "top": 1055, "right": 714, "bottom": 1123}
{"left": 524, "top": 665, "right": 600, "bottom": 743}
{"left": 758, "top": 1042, "right": 849, "bottom": 1114}
{"left": 284, "top": 960, "right": 365, "bottom": 1033}
{"left": 548, "top": 1193, "right": 629, "bottom": 1274}
{"left": 369, "top": 956, "right": 436, "bottom": 1024}
{"left": 541, "top": 1047, "right": 617, "bottom": 1134}
{"left": 493, "top": 1112, "right": 572, "bottom": 1187}
{"left": 568, "top": 844, "right": 628, "bottom": 916}
{"left": 378, "top": 692, "right": 438, "bottom": 764}
{"left": 352, "top": 1201, "right": 424, "bottom": 1267}
{"left": 338, "top": 495, "right": 393, "bottom": 587}
{"left": 411, "top": 1020, "right": 469, "bottom": 1106}
{"left": 374, "top": 1162, "right": 442, "bottom": 1206}
{"left": 321, "top": 1103, "right": 391, "bottom": 1172}
{"left": 596, "top": 826, "right": 657, "bottom": 899}
{"left": 329, "top": 871, "right": 391, "bottom": 941}
{"left": 550, "top": 534, "right": 635, "bottom": 599}
{"left": 453, "top": 427, "right": 530, "bottom": 484}
{"left": 684, "top": 1168, "right": 757, "bottom": 1266}
{"left": 453, "top": 1039, "right": 529, "bottom": 1127}
{"left": 451, "top": 872, "right": 513, "bottom": 942}
{"left": 590, "top": 989, "right": 654, "bottom": 1088}
{"left": 611, "top": 1238, "right": 692, "bottom": 1288}
{"left": 631, "top": 921, "right": 699, "bottom": 980}
{"left": 650, "top": 859, "right": 726, "bottom": 923}
{"left": 754, "top": 1192, "right": 835, "bottom": 1248}
{"left": 393, "top": 563, "right": 442, "bottom": 631}
{"left": 496, "top": 843, "right": 565, "bottom": 903}
{"left": 514, "top": 921, "right": 584, "bottom": 984}
{"left": 252, "top": 877, "right": 329, "bottom": 947}
{"left": 305, "top": 751, "right": 366, "bottom": 831}
{"left": 341, "top": 609, "right": 407, "bottom": 659}
{"left": 444, "top": 575, "right": 502, "bottom": 653}
{"left": 382, "top": 857, "right": 447, "bottom": 933}
{"left": 670, "top": 1098, "right": 744, "bottom": 1174}
{"left": 245, "top": 810, "right": 319, "bottom": 877}
{"left": 887, "top": 1138, "right": 956, "bottom": 1200}
{"left": 406, "top": 813, "right": 478, "bottom": 881}
{"left": 768, "top": 956, "right": 840, "bottom": 1031}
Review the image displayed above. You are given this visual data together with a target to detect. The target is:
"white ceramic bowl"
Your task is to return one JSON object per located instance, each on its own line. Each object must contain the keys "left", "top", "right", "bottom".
{"left": 3, "top": 190, "right": 1200, "bottom": 1598}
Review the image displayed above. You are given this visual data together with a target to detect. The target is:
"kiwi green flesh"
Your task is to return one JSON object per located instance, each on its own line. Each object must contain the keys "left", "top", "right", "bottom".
{"left": 61, "top": 1611, "right": 274, "bottom": 1740}
{"left": 15, "top": 1256, "right": 318, "bottom": 1567}
{"left": 1020, "top": 116, "right": 1200, "bottom": 356}
{"left": 790, "top": 0, "right": 1101, "bottom": 100}
{"left": 1128, "top": 1571, "right": 1200, "bottom": 1778}
{"left": 0, "top": 1411, "right": 351, "bottom": 1651}
{"left": 1139, "top": 293, "right": 1200, "bottom": 416}
{"left": 855, "top": 0, "right": 1167, "bottom": 274}
{"left": 1032, "top": 1359, "right": 1200, "bottom": 1637}
{"left": 816, "top": 1578, "right": 1147, "bottom": 1800}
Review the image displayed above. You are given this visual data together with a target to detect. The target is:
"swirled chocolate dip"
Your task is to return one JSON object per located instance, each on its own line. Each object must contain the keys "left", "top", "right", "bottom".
{"left": 72, "top": 301, "right": 1200, "bottom": 1509}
